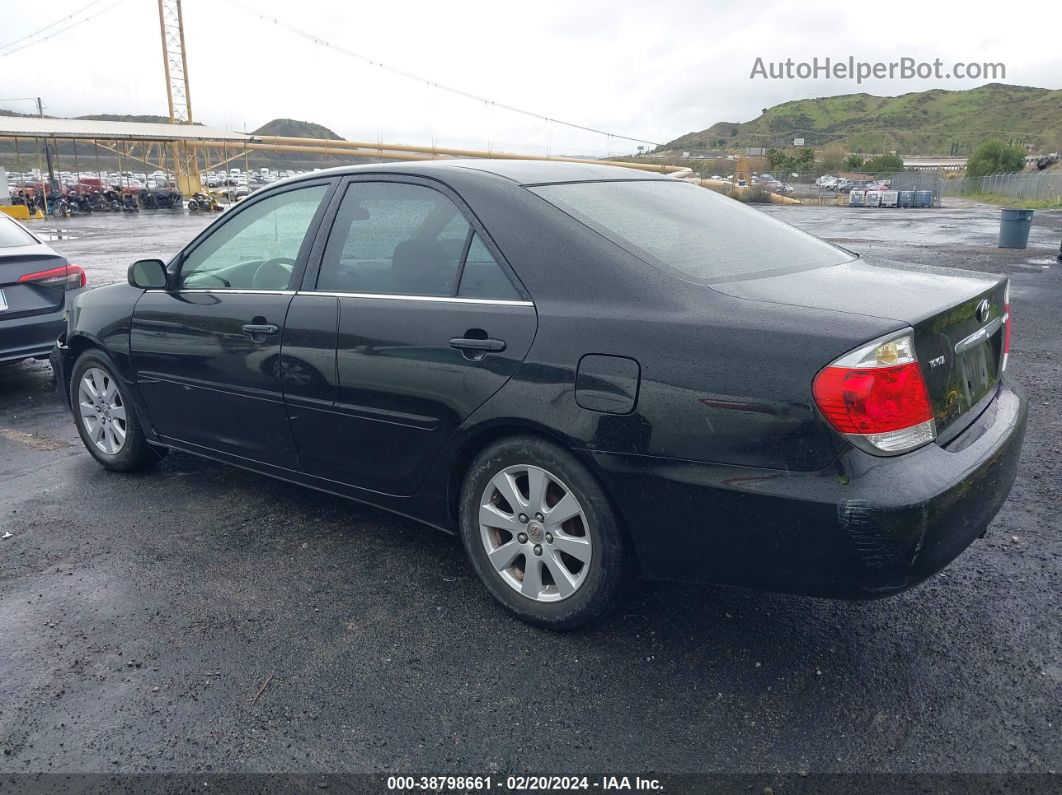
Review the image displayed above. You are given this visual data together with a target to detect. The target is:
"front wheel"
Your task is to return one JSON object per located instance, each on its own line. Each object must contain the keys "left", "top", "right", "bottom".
{"left": 459, "top": 436, "right": 635, "bottom": 630}
{"left": 70, "top": 351, "right": 165, "bottom": 471}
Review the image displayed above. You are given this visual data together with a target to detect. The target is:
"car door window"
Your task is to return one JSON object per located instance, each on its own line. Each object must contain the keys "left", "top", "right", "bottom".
{"left": 317, "top": 182, "right": 471, "bottom": 296}
{"left": 179, "top": 185, "right": 328, "bottom": 290}
{"left": 457, "top": 233, "right": 521, "bottom": 300}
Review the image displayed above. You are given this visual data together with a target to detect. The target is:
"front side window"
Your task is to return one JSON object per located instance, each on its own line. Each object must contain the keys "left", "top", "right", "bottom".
{"left": 530, "top": 179, "right": 853, "bottom": 283}
{"left": 317, "top": 182, "right": 472, "bottom": 296}
{"left": 179, "top": 184, "right": 328, "bottom": 290}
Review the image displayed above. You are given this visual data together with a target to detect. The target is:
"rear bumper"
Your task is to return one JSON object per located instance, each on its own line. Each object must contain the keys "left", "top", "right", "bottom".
{"left": 0, "top": 309, "right": 65, "bottom": 363}
{"left": 591, "top": 378, "right": 1028, "bottom": 598}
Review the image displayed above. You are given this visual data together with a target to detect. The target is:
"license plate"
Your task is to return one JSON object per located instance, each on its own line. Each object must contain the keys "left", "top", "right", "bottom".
{"left": 0, "top": 288, "right": 7, "bottom": 312}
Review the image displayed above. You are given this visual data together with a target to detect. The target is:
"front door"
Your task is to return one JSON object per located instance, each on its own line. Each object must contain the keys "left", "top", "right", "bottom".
{"left": 131, "top": 181, "right": 332, "bottom": 469}
{"left": 287, "top": 178, "right": 537, "bottom": 495}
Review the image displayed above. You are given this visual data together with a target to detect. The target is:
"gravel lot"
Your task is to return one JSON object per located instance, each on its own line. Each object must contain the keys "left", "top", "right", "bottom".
{"left": 1, "top": 200, "right": 1059, "bottom": 779}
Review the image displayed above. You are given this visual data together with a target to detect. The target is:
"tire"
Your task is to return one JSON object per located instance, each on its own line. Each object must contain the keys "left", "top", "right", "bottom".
{"left": 70, "top": 350, "right": 166, "bottom": 472}
{"left": 459, "top": 435, "right": 635, "bottom": 630}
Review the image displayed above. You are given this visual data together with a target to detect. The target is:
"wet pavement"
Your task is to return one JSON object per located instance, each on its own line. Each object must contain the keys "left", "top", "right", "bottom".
{"left": 0, "top": 201, "right": 1059, "bottom": 777}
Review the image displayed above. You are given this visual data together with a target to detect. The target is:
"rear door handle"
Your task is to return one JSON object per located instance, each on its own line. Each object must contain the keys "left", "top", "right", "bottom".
{"left": 242, "top": 323, "right": 279, "bottom": 336}
{"left": 449, "top": 337, "right": 506, "bottom": 353}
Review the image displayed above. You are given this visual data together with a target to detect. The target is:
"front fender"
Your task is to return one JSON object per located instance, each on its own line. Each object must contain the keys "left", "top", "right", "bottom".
{"left": 56, "top": 284, "right": 160, "bottom": 443}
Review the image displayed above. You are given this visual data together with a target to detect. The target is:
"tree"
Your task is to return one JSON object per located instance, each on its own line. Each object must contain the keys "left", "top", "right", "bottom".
{"left": 819, "top": 144, "right": 846, "bottom": 173}
{"left": 766, "top": 148, "right": 793, "bottom": 171}
{"left": 844, "top": 154, "right": 865, "bottom": 170}
{"left": 966, "top": 139, "right": 1026, "bottom": 178}
{"left": 794, "top": 148, "right": 816, "bottom": 171}
{"left": 862, "top": 153, "right": 904, "bottom": 173}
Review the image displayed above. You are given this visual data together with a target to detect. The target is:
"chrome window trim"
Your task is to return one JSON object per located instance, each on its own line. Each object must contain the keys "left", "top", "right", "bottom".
{"left": 144, "top": 289, "right": 297, "bottom": 295}
{"left": 297, "top": 290, "right": 534, "bottom": 307}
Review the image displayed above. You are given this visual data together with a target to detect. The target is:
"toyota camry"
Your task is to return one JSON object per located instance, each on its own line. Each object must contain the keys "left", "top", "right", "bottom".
{"left": 52, "top": 160, "right": 1027, "bottom": 629}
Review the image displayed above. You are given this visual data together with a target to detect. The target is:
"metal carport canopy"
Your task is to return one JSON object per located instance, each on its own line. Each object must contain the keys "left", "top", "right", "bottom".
{"left": 0, "top": 117, "right": 250, "bottom": 143}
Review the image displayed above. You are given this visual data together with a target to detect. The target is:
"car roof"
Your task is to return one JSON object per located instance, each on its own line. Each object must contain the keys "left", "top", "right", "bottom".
{"left": 283, "top": 158, "right": 671, "bottom": 187}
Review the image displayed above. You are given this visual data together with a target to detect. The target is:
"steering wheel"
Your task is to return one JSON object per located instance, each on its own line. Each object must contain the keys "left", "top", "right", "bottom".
{"left": 186, "top": 272, "right": 230, "bottom": 288}
{"left": 252, "top": 257, "right": 297, "bottom": 290}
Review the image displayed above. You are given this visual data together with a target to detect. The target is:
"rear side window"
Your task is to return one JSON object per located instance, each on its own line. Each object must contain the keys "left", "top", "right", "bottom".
{"left": 0, "top": 216, "right": 38, "bottom": 248}
{"left": 530, "top": 180, "right": 852, "bottom": 282}
{"left": 317, "top": 182, "right": 471, "bottom": 296}
{"left": 458, "top": 233, "right": 521, "bottom": 300}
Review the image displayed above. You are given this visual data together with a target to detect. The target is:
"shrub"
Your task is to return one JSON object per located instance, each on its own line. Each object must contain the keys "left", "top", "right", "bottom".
{"left": 966, "top": 140, "right": 1026, "bottom": 178}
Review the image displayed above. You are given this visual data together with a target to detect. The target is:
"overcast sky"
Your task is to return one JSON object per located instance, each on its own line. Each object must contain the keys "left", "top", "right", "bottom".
{"left": 1, "top": 0, "right": 1059, "bottom": 156}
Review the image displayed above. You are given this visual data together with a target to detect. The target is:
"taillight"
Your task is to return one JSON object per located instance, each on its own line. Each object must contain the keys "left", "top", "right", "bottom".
{"left": 17, "top": 264, "right": 86, "bottom": 289}
{"left": 813, "top": 332, "right": 935, "bottom": 455}
{"left": 1002, "top": 280, "right": 1012, "bottom": 371}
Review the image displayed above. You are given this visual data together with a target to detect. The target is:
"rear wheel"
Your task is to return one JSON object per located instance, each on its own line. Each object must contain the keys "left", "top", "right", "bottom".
{"left": 459, "top": 436, "right": 634, "bottom": 630}
{"left": 70, "top": 351, "right": 165, "bottom": 471}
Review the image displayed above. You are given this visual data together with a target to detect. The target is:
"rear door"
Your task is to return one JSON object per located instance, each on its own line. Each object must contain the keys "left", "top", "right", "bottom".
{"left": 130, "top": 180, "right": 334, "bottom": 469}
{"left": 285, "top": 176, "right": 537, "bottom": 495}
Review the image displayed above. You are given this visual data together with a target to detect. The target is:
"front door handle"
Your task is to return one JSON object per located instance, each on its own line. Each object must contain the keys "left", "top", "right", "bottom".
{"left": 242, "top": 323, "right": 279, "bottom": 337}
{"left": 449, "top": 336, "right": 506, "bottom": 353}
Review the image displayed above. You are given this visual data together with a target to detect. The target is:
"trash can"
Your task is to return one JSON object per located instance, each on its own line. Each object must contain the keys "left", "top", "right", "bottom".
{"left": 999, "top": 209, "right": 1034, "bottom": 249}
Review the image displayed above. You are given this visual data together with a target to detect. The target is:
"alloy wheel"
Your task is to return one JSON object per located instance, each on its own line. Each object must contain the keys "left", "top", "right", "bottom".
{"left": 77, "top": 367, "right": 127, "bottom": 455}
{"left": 479, "top": 464, "right": 592, "bottom": 602}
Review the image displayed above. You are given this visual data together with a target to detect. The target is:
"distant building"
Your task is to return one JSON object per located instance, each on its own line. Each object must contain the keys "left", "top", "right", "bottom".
{"left": 681, "top": 150, "right": 728, "bottom": 159}
{"left": 902, "top": 156, "right": 967, "bottom": 172}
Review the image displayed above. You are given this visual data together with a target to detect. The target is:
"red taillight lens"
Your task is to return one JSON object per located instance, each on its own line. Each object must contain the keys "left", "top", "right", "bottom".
{"left": 813, "top": 332, "right": 936, "bottom": 455}
{"left": 813, "top": 362, "right": 933, "bottom": 433}
{"left": 17, "top": 264, "right": 86, "bottom": 289}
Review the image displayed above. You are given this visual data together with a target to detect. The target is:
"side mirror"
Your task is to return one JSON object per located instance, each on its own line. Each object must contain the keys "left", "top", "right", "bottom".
{"left": 128, "top": 259, "right": 168, "bottom": 289}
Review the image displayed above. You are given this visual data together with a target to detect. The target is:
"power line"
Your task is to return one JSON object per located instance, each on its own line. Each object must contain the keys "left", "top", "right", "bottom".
{"left": 0, "top": 0, "right": 130, "bottom": 59}
{"left": 219, "top": 0, "right": 662, "bottom": 148}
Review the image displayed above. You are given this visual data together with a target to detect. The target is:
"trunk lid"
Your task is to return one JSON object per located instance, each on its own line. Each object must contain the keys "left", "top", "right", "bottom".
{"left": 0, "top": 246, "right": 70, "bottom": 320}
{"left": 713, "top": 258, "right": 1007, "bottom": 443}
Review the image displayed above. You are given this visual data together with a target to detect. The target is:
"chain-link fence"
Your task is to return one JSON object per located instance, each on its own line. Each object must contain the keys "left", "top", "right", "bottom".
{"left": 943, "top": 171, "right": 1062, "bottom": 202}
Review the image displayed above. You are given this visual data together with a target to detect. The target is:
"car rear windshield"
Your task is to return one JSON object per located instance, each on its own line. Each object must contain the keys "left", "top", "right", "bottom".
{"left": 0, "top": 215, "right": 38, "bottom": 248}
{"left": 529, "top": 179, "right": 853, "bottom": 282}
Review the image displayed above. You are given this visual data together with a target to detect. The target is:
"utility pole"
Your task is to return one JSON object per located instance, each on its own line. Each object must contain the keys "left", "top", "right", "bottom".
{"left": 37, "top": 97, "right": 55, "bottom": 210}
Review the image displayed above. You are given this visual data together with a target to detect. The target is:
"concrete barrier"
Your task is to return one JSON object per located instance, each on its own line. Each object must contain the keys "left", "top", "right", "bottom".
{"left": 0, "top": 205, "right": 34, "bottom": 220}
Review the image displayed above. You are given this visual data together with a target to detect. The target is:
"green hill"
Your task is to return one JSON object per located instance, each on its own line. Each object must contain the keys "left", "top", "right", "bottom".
{"left": 663, "top": 84, "right": 1062, "bottom": 155}
{"left": 253, "top": 118, "right": 341, "bottom": 140}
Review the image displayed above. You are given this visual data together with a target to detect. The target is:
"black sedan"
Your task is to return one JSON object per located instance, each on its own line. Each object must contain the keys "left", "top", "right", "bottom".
{"left": 52, "top": 161, "right": 1027, "bottom": 629}
{"left": 1, "top": 213, "right": 85, "bottom": 364}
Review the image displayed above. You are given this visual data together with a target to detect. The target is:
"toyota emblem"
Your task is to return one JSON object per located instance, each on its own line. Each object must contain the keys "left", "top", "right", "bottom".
{"left": 976, "top": 299, "right": 990, "bottom": 324}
